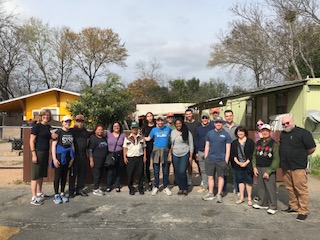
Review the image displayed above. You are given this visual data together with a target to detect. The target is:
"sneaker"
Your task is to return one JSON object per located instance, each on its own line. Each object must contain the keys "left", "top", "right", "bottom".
{"left": 267, "top": 209, "right": 277, "bottom": 215}
{"left": 163, "top": 187, "right": 173, "bottom": 196}
{"left": 36, "top": 193, "right": 49, "bottom": 200}
{"left": 296, "top": 214, "right": 307, "bottom": 222}
{"left": 151, "top": 187, "right": 159, "bottom": 196}
{"left": 129, "top": 187, "right": 135, "bottom": 195}
{"left": 202, "top": 193, "right": 215, "bottom": 201}
{"left": 281, "top": 207, "right": 298, "bottom": 214}
{"left": 253, "top": 196, "right": 260, "bottom": 203}
{"left": 148, "top": 182, "right": 153, "bottom": 192}
{"left": 187, "top": 175, "right": 193, "bottom": 186}
{"left": 77, "top": 190, "right": 89, "bottom": 197}
{"left": 177, "top": 190, "right": 183, "bottom": 195}
{"left": 93, "top": 188, "right": 105, "bottom": 196}
{"left": 30, "top": 197, "right": 43, "bottom": 206}
{"left": 197, "top": 187, "right": 208, "bottom": 193}
{"left": 252, "top": 204, "right": 268, "bottom": 210}
{"left": 182, "top": 190, "right": 188, "bottom": 196}
{"left": 216, "top": 194, "right": 223, "bottom": 203}
{"left": 139, "top": 188, "right": 144, "bottom": 195}
{"left": 53, "top": 194, "right": 62, "bottom": 204}
{"left": 60, "top": 193, "right": 69, "bottom": 203}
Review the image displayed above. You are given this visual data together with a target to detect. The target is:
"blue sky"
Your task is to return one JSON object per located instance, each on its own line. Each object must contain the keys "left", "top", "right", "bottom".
{"left": 5, "top": 0, "right": 245, "bottom": 85}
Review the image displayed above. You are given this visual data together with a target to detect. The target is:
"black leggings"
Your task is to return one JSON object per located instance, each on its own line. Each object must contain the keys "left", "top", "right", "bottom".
{"left": 144, "top": 148, "right": 152, "bottom": 183}
{"left": 54, "top": 155, "right": 70, "bottom": 194}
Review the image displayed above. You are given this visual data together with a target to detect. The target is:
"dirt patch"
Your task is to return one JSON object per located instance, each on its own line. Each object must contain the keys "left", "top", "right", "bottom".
{"left": 0, "top": 169, "right": 25, "bottom": 187}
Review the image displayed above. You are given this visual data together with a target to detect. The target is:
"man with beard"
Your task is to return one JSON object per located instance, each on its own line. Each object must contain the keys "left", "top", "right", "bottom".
{"left": 279, "top": 115, "right": 316, "bottom": 222}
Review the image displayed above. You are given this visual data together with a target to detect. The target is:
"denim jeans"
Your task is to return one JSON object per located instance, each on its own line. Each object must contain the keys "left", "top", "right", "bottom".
{"left": 152, "top": 149, "right": 169, "bottom": 188}
{"left": 198, "top": 151, "right": 208, "bottom": 189}
{"left": 172, "top": 153, "right": 190, "bottom": 191}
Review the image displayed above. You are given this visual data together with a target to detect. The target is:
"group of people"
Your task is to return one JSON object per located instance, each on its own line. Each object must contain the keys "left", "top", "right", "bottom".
{"left": 29, "top": 108, "right": 316, "bottom": 222}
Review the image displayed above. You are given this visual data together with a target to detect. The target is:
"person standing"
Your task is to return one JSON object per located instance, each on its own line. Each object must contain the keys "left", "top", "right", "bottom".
{"left": 29, "top": 109, "right": 52, "bottom": 205}
{"left": 223, "top": 110, "right": 239, "bottom": 195}
{"left": 230, "top": 126, "right": 255, "bottom": 206}
{"left": 145, "top": 114, "right": 172, "bottom": 196}
{"left": 195, "top": 112, "right": 214, "bottom": 193}
{"left": 166, "top": 112, "right": 176, "bottom": 130}
{"left": 68, "top": 114, "right": 89, "bottom": 197}
{"left": 88, "top": 124, "right": 108, "bottom": 196}
{"left": 202, "top": 117, "right": 231, "bottom": 203}
{"left": 51, "top": 116, "right": 75, "bottom": 204}
{"left": 123, "top": 121, "right": 147, "bottom": 195}
{"left": 170, "top": 119, "right": 194, "bottom": 196}
{"left": 106, "top": 121, "right": 126, "bottom": 192}
{"left": 141, "top": 112, "right": 155, "bottom": 191}
{"left": 252, "top": 124, "right": 279, "bottom": 214}
{"left": 184, "top": 108, "right": 201, "bottom": 186}
{"left": 279, "top": 115, "right": 316, "bottom": 221}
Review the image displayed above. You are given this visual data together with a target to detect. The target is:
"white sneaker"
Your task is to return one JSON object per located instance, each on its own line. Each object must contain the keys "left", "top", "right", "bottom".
{"left": 202, "top": 193, "right": 215, "bottom": 201}
{"left": 267, "top": 209, "right": 277, "bottom": 215}
{"left": 163, "top": 187, "right": 172, "bottom": 196}
{"left": 216, "top": 194, "right": 223, "bottom": 203}
{"left": 93, "top": 188, "right": 105, "bottom": 196}
{"left": 252, "top": 203, "right": 268, "bottom": 210}
{"left": 151, "top": 187, "right": 159, "bottom": 196}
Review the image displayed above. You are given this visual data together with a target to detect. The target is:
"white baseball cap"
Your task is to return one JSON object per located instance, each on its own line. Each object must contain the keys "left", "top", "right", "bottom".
{"left": 61, "top": 115, "right": 72, "bottom": 122}
{"left": 260, "top": 124, "right": 271, "bottom": 130}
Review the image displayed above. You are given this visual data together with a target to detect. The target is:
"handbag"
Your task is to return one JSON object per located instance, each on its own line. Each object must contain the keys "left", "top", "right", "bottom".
{"left": 238, "top": 141, "right": 253, "bottom": 175}
{"left": 104, "top": 135, "right": 120, "bottom": 167}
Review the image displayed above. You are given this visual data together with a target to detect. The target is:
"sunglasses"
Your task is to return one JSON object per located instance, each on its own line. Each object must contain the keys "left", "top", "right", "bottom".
{"left": 76, "top": 119, "right": 84, "bottom": 122}
{"left": 202, "top": 116, "right": 208, "bottom": 119}
{"left": 211, "top": 112, "right": 219, "bottom": 114}
{"left": 282, "top": 122, "right": 290, "bottom": 126}
{"left": 256, "top": 123, "right": 264, "bottom": 126}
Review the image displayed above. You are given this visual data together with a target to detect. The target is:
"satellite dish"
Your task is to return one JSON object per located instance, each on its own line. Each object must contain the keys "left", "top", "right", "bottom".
{"left": 306, "top": 110, "right": 320, "bottom": 131}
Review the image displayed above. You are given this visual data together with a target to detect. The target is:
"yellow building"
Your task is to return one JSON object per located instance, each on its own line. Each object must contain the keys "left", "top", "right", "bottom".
{"left": 0, "top": 88, "right": 80, "bottom": 122}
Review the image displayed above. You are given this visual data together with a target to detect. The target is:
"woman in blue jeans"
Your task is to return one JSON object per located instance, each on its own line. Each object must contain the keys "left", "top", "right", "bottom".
{"left": 169, "top": 119, "right": 194, "bottom": 195}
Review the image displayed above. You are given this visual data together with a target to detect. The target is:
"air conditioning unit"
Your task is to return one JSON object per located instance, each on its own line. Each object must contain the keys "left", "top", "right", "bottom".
{"left": 306, "top": 110, "right": 320, "bottom": 131}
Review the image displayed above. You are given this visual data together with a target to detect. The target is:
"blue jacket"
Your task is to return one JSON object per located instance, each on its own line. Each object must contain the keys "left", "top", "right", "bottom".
{"left": 51, "top": 145, "right": 75, "bottom": 168}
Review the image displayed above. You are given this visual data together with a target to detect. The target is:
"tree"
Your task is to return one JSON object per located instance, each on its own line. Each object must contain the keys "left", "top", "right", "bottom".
{"left": 0, "top": 1, "right": 23, "bottom": 100}
{"left": 135, "top": 58, "right": 164, "bottom": 83}
{"left": 128, "top": 78, "right": 163, "bottom": 104}
{"left": 208, "top": 0, "right": 320, "bottom": 86}
{"left": 66, "top": 27, "right": 128, "bottom": 87}
{"left": 68, "top": 73, "right": 134, "bottom": 129}
{"left": 19, "top": 18, "right": 78, "bottom": 90}
{"left": 168, "top": 77, "right": 201, "bottom": 103}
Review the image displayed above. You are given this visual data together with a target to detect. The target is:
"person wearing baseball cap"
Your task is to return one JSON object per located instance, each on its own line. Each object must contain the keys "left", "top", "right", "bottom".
{"left": 123, "top": 121, "right": 147, "bottom": 195}
{"left": 202, "top": 116, "right": 231, "bottom": 203}
{"left": 210, "top": 108, "right": 220, "bottom": 120}
{"left": 145, "top": 114, "right": 172, "bottom": 196}
{"left": 252, "top": 123, "right": 280, "bottom": 215}
{"left": 166, "top": 112, "right": 175, "bottom": 130}
{"left": 52, "top": 115, "right": 75, "bottom": 204}
{"left": 68, "top": 114, "right": 90, "bottom": 197}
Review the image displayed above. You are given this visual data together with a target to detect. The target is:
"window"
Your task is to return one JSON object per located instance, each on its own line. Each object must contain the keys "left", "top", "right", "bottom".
{"left": 246, "top": 99, "right": 253, "bottom": 129}
{"left": 276, "top": 92, "right": 287, "bottom": 114}
{"left": 32, "top": 108, "right": 59, "bottom": 121}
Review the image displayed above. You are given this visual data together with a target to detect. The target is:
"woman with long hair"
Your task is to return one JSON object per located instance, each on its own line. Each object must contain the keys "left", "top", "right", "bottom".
{"left": 169, "top": 118, "right": 193, "bottom": 195}
{"left": 106, "top": 121, "right": 126, "bottom": 192}
{"left": 141, "top": 112, "right": 155, "bottom": 191}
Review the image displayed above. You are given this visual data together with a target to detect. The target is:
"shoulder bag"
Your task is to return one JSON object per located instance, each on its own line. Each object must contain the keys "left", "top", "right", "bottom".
{"left": 104, "top": 135, "right": 120, "bottom": 167}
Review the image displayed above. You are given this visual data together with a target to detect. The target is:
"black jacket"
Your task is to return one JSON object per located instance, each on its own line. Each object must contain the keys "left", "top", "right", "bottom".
{"left": 230, "top": 137, "right": 255, "bottom": 171}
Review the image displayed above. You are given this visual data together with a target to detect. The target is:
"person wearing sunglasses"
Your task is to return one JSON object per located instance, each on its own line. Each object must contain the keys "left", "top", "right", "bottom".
{"left": 279, "top": 115, "right": 316, "bottom": 222}
{"left": 254, "top": 119, "right": 276, "bottom": 143}
{"left": 68, "top": 115, "right": 90, "bottom": 198}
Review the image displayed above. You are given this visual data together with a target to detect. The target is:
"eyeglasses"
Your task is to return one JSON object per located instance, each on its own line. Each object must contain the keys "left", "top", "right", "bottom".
{"left": 282, "top": 122, "right": 290, "bottom": 126}
{"left": 76, "top": 119, "right": 84, "bottom": 122}
{"left": 256, "top": 123, "right": 264, "bottom": 127}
